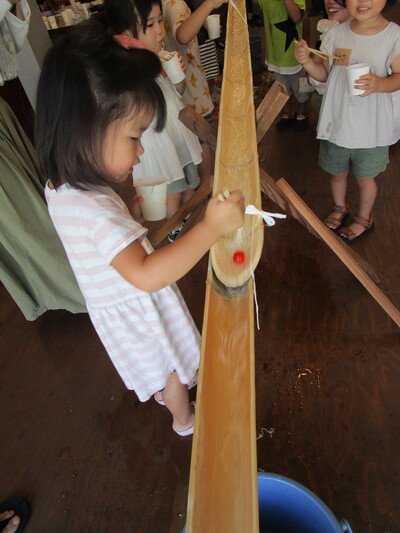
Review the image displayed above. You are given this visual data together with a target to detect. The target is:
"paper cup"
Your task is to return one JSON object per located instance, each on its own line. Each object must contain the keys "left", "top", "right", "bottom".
{"left": 159, "top": 50, "right": 185, "bottom": 84}
{"left": 134, "top": 176, "right": 168, "bottom": 221}
{"left": 206, "top": 14, "right": 220, "bottom": 39}
{"left": 347, "top": 63, "right": 370, "bottom": 95}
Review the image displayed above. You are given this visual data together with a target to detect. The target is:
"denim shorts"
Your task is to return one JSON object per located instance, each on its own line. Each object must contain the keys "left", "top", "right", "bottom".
{"left": 319, "top": 140, "right": 389, "bottom": 178}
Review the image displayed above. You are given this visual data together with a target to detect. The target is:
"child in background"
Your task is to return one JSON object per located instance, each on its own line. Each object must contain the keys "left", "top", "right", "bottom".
{"left": 105, "top": 0, "right": 203, "bottom": 242}
{"left": 162, "top": 0, "right": 227, "bottom": 181}
{"left": 257, "top": 0, "right": 309, "bottom": 132}
{"left": 295, "top": 0, "right": 400, "bottom": 243}
{"left": 309, "top": 0, "right": 351, "bottom": 115}
{"left": 36, "top": 22, "right": 244, "bottom": 436}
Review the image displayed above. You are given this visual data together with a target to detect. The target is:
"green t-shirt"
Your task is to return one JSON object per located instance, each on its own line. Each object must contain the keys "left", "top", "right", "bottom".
{"left": 258, "top": 0, "right": 305, "bottom": 67}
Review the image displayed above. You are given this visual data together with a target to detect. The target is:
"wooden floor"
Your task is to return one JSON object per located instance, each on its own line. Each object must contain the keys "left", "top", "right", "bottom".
{"left": 2, "top": 15, "right": 400, "bottom": 533}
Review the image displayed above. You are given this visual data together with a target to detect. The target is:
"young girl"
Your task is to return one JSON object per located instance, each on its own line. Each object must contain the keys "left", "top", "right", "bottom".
{"left": 35, "top": 23, "right": 244, "bottom": 436}
{"left": 295, "top": 0, "right": 400, "bottom": 243}
{"left": 105, "top": 0, "right": 204, "bottom": 242}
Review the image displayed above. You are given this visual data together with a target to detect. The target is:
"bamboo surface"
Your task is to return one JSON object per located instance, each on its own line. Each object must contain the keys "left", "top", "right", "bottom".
{"left": 185, "top": 272, "right": 259, "bottom": 532}
{"left": 210, "top": 0, "right": 263, "bottom": 288}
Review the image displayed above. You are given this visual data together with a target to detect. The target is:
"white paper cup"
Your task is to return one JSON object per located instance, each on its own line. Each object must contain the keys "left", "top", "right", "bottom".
{"left": 159, "top": 50, "right": 185, "bottom": 84}
{"left": 134, "top": 176, "right": 168, "bottom": 221}
{"left": 206, "top": 14, "right": 220, "bottom": 39}
{"left": 347, "top": 63, "right": 370, "bottom": 95}
{"left": 47, "top": 15, "right": 58, "bottom": 29}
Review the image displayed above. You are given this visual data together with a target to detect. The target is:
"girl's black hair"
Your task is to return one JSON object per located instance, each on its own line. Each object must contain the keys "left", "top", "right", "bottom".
{"left": 36, "top": 19, "right": 166, "bottom": 190}
{"left": 104, "top": 0, "right": 162, "bottom": 38}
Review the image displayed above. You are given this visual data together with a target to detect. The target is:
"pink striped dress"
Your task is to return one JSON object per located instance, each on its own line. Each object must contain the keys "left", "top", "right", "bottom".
{"left": 45, "top": 183, "right": 200, "bottom": 401}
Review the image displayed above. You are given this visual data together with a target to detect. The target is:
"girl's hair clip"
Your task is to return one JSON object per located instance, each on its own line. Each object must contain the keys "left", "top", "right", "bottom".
{"left": 113, "top": 34, "right": 147, "bottom": 50}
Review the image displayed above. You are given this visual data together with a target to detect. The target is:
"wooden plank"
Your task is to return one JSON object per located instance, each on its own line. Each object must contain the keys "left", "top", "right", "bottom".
{"left": 144, "top": 177, "right": 213, "bottom": 247}
{"left": 259, "top": 169, "right": 380, "bottom": 284}
{"left": 186, "top": 271, "right": 259, "bottom": 532}
{"left": 276, "top": 177, "right": 400, "bottom": 328}
{"left": 210, "top": 0, "right": 263, "bottom": 288}
{"left": 179, "top": 107, "right": 218, "bottom": 152}
{"left": 256, "top": 81, "right": 289, "bottom": 144}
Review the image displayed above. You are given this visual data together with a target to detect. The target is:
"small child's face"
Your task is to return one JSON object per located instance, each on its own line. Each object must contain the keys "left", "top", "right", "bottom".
{"left": 345, "top": 0, "right": 386, "bottom": 22}
{"left": 324, "top": 0, "right": 350, "bottom": 23}
{"left": 137, "top": 4, "right": 165, "bottom": 54}
{"left": 103, "top": 107, "right": 154, "bottom": 182}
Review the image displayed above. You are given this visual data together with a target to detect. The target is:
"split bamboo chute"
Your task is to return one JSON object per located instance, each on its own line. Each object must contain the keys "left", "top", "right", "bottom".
{"left": 186, "top": 0, "right": 261, "bottom": 531}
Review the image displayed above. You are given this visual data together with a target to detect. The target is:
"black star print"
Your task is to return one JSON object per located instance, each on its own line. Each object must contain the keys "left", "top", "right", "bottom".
{"left": 274, "top": 18, "right": 299, "bottom": 52}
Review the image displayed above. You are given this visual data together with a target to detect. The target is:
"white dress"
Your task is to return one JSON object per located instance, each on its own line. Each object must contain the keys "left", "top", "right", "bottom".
{"left": 317, "top": 21, "right": 400, "bottom": 148}
{"left": 45, "top": 183, "right": 201, "bottom": 401}
{"left": 133, "top": 75, "right": 202, "bottom": 183}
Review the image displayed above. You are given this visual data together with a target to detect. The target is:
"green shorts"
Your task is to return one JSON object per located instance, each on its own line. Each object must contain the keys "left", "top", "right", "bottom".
{"left": 167, "top": 162, "right": 200, "bottom": 194}
{"left": 319, "top": 140, "right": 389, "bottom": 179}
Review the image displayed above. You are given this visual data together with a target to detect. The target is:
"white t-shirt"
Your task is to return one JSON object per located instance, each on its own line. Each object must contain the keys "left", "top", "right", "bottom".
{"left": 317, "top": 21, "right": 400, "bottom": 148}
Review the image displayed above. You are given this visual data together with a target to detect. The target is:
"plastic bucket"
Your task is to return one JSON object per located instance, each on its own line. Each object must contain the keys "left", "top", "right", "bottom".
{"left": 258, "top": 473, "right": 353, "bottom": 533}
{"left": 183, "top": 473, "right": 353, "bottom": 532}
{"left": 250, "top": 35, "right": 262, "bottom": 73}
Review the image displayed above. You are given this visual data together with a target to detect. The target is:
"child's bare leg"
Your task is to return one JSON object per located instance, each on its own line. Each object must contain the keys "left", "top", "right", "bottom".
{"left": 182, "top": 188, "right": 195, "bottom": 203}
{"left": 197, "top": 143, "right": 213, "bottom": 183}
{"left": 162, "top": 372, "right": 194, "bottom": 432}
{"left": 324, "top": 171, "right": 349, "bottom": 229}
{"left": 167, "top": 192, "right": 182, "bottom": 219}
{"left": 340, "top": 177, "right": 377, "bottom": 239}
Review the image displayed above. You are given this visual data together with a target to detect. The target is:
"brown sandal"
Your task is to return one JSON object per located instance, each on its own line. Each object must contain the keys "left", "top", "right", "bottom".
{"left": 324, "top": 205, "right": 349, "bottom": 231}
{"left": 339, "top": 215, "right": 374, "bottom": 244}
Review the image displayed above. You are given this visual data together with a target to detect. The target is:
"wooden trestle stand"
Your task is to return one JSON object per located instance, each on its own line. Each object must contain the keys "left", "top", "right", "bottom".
{"left": 143, "top": 1, "right": 400, "bottom": 529}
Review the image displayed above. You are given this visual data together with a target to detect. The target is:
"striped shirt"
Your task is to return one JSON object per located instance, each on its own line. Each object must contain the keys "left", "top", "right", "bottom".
{"left": 45, "top": 183, "right": 200, "bottom": 401}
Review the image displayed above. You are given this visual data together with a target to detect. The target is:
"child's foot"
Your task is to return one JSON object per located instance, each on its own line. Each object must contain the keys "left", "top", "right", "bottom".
{"left": 172, "top": 402, "right": 195, "bottom": 437}
{"left": 168, "top": 223, "right": 183, "bottom": 242}
{"left": 339, "top": 215, "right": 374, "bottom": 244}
{"left": 276, "top": 112, "right": 295, "bottom": 131}
{"left": 324, "top": 205, "right": 349, "bottom": 231}
{"left": 294, "top": 113, "right": 309, "bottom": 132}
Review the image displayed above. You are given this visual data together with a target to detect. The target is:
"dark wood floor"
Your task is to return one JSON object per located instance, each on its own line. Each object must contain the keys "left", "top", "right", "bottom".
{"left": 2, "top": 12, "right": 400, "bottom": 533}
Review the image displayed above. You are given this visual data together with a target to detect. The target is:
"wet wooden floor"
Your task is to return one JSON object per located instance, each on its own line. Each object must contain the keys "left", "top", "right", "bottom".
{"left": 1, "top": 14, "right": 400, "bottom": 533}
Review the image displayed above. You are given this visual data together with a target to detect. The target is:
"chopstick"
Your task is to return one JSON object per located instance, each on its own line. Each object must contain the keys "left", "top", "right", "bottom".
{"left": 229, "top": 0, "right": 247, "bottom": 25}
{"left": 294, "top": 40, "right": 339, "bottom": 61}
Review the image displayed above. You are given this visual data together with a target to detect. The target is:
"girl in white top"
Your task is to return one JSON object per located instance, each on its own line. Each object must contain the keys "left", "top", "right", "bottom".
{"left": 36, "top": 22, "right": 244, "bottom": 436}
{"left": 295, "top": 0, "right": 400, "bottom": 243}
{"left": 105, "top": 0, "right": 203, "bottom": 242}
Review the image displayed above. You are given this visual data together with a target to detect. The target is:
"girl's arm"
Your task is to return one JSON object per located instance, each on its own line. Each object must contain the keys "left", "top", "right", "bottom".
{"left": 283, "top": 0, "right": 302, "bottom": 25}
{"left": 357, "top": 56, "right": 400, "bottom": 96}
{"left": 111, "top": 190, "right": 245, "bottom": 292}
{"left": 294, "top": 40, "right": 329, "bottom": 82}
{"left": 176, "top": 0, "right": 228, "bottom": 46}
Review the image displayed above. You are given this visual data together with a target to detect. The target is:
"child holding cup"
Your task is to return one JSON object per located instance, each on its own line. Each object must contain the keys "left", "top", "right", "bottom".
{"left": 105, "top": 0, "right": 204, "bottom": 241}
{"left": 295, "top": 0, "right": 400, "bottom": 243}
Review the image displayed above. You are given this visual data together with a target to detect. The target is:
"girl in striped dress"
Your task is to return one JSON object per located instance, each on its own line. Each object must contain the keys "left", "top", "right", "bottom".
{"left": 36, "top": 22, "right": 244, "bottom": 436}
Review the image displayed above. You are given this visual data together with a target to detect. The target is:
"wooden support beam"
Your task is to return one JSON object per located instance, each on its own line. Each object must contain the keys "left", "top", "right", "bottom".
{"left": 276, "top": 177, "right": 400, "bottom": 328}
{"left": 256, "top": 81, "right": 289, "bottom": 144}
{"left": 179, "top": 107, "right": 218, "bottom": 152}
{"left": 259, "top": 169, "right": 380, "bottom": 283}
{"left": 144, "top": 177, "right": 212, "bottom": 248}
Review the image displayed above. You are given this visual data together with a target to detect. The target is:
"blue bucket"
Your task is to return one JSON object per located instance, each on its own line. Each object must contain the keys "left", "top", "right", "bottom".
{"left": 258, "top": 473, "right": 353, "bottom": 533}
{"left": 183, "top": 473, "right": 353, "bottom": 532}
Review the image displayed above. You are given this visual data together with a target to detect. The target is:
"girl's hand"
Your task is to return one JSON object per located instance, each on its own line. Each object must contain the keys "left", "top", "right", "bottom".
{"left": 204, "top": 190, "right": 245, "bottom": 238}
{"left": 207, "top": 0, "right": 229, "bottom": 9}
{"left": 356, "top": 73, "right": 381, "bottom": 97}
{"left": 129, "top": 194, "right": 145, "bottom": 223}
{"left": 178, "top": 53, "right": 187, "bottom": 73}
{"left": 294, "top": 40, "right": 311, "bottom": 66}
